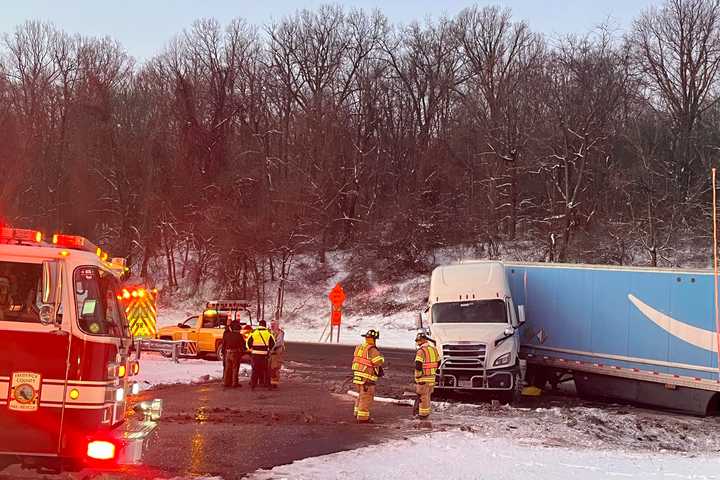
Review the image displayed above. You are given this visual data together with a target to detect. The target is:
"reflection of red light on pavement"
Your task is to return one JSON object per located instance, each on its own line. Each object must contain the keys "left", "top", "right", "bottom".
{"left": 86, "top": 440, "right": 116, "bottom": 460}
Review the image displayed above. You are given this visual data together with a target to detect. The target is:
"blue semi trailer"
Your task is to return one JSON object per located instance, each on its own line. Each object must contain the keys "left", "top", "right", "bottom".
{"left": 506, "top": 262, "right": 720, "bottom": 415}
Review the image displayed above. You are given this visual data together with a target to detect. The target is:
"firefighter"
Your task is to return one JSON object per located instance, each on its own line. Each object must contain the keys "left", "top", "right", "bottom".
{"left": 269, "top": 321, "right": 286, "bottom": 389}
{"left": 247, "top": 320, "right": 275, "bottom": 390}
{"left": 352, "top": 329, "right": 384, "bottom": 423}
{"left": 222, "top": 320, "right": 246, "bottom": 388}
{"left": 413, "top": 332, "right": 440, "bottom": 419}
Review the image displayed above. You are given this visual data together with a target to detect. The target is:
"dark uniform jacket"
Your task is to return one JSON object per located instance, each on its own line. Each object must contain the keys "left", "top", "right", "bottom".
{"left": 223, "top": 329, "right": 247, "bottom": 354}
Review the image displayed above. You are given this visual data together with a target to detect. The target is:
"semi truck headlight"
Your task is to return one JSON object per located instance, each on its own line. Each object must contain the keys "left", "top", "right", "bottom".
{"left": 493, "top": 352, "right": 512, "bottom": 367}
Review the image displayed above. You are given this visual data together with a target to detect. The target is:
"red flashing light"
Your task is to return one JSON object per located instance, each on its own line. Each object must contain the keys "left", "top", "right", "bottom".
{"left": 1, "top": 227, "right": 43, "bottom": 244}
{"left": 122, "top": 289, "right": 131, "bottom": 300}
{"left": 53, "top": 234, "right": 86, "bottom": 249}
{"left": 131, "top": 290, "right": 138, "bottom": 298}
{"left": 138, "top": 289, "right": 145, "bottom": 298}
{"left": 86, "top": 440, "right": 116, "bottom": 461}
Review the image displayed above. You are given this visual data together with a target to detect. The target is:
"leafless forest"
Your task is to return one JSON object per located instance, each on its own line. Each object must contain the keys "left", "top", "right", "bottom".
{"left": 2, "top": 0, "right": 720, "bottom": 302}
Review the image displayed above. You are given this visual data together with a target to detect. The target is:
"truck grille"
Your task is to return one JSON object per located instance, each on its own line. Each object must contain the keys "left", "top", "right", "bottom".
{"left": 442, "top": 343, "right": 487, "bottom": 369}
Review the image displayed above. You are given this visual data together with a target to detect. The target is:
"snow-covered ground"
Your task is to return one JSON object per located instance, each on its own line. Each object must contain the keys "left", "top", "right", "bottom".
{"left": 248, "top": 431, "right": 720, "bottom": 480}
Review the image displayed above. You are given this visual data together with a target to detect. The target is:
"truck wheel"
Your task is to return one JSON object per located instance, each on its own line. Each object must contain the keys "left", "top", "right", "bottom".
{"left": 215, "top": 341, "right": 224, "bottom": 362}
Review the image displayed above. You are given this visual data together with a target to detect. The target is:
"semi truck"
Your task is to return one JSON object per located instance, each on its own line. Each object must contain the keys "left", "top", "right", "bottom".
{"left": 0, "top": 227, "right": 161, "bottom": 470}
{"left": 423, "top": 260, "right": 720, "bottom": 415}
{"left": 418, "top": 261, "right": 526, "bottom": 401}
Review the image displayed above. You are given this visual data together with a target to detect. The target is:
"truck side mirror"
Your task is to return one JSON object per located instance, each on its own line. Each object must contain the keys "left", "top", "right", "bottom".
{"left": 40, "top": 260, "right": 63, "bottom": 326}
{"left": 517, "top": 305, "right": 526, "bottom": 325}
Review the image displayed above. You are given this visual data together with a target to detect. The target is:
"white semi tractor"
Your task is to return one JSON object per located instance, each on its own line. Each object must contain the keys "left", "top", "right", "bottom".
{"left": 418, "top": 261, "right": 526, "bottom": 400}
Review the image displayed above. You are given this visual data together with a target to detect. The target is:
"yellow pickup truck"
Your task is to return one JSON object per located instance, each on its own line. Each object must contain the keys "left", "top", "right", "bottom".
{"left": 156, "top": 300, "right": 253, "bottom": 360}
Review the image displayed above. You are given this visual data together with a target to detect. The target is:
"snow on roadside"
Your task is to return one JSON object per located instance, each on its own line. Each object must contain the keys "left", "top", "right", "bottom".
{"left": 248, "top": 431, "right": 720, "bottom": 480}
{"left": 135, "top": 352, "right": 249, "bottom": 390}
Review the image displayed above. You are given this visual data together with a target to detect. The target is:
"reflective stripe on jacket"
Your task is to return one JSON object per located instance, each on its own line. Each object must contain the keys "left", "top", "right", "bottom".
{"left": 415, "top": 343, "right": 440, "bottom": 384}
{"left": 247, "top": 327, "right": 275, "bottom": 355}
{"left": 352, "top": 342, "right": 384, "bottom": 384}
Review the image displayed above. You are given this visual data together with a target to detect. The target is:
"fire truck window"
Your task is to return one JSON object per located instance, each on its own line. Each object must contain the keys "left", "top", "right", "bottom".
{"left": 0, "top": 261, "right": 42, "bottom": 323}
{"left": 74, "top": 267, "right": 129, "bottom": 337}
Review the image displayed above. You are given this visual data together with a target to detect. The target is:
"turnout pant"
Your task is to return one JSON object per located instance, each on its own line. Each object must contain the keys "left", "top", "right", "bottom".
{"left": 250, "top": 354, "right": 270, "bottom": 388}
{"left": 415, "top": 383, "right": 434, "bottom": 418}
{"left": 270, "top": 351, "right": 284, "bottom": 386}
{"left": 354, "top": 382, "right": 376, "bottom": 422}
{"left": 223, "top": 350, "right": 241, "bottom": 387}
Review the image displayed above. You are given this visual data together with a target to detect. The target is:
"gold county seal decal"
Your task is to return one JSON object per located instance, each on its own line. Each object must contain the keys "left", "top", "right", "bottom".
{"left": 9, "top": 372, "right": 41, "bottom": 411}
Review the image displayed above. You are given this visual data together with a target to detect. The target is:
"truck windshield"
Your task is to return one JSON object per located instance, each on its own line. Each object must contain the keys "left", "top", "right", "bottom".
{"left": 432, "top": 299, "right": 507, "bottom": 324}
{"left": 74, "top": 266, "right": 129, "bottom": 337}
{"left": 0, "top": 260, "right": 42, "bottom": 323}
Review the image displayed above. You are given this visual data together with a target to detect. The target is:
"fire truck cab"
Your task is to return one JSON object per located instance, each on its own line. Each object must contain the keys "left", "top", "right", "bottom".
{"left": 0, "top": 227, "right": 160, "bottom": 470}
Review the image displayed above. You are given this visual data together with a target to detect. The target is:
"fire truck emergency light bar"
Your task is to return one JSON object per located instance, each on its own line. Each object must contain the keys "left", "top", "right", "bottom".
{"left": 0, "top": 227, "right": 43, "bottom": 244}
{"left": 52, "top": 233, "right": 100, "bottom": 253}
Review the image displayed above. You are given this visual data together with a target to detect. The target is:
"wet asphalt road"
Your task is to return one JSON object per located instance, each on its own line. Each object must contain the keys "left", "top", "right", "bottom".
{"left": 0, "top": 342, "right": 419, "bottom": 480}
{"left": 136, "top": 342, "right": 418, "bottom": 479}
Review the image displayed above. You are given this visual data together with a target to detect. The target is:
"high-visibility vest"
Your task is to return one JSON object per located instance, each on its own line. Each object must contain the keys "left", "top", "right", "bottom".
{"left": 248, "top": 328, "right": 274, "bottom": 355}
{"left": 352, "top": 343, "right": 384, "bottom": 384}
{"left": 415, "top": 343, "right": 440, "bottom": 384}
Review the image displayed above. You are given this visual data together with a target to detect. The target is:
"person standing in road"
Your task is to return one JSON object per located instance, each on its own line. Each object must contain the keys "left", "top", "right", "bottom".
{"left": 351, "top": 329, "right": 384, "bottom": 423}
{"left": 269, "top": 321, "right": 286, "bottom": 389}
{"left": 222, "top": 320, "right": 246, "bottom": 388}
{"left": 413, "top": 332, "right": 439, "bottom": 419}
{"left": 247, "top": 320, "right": 275, "bottom": 390}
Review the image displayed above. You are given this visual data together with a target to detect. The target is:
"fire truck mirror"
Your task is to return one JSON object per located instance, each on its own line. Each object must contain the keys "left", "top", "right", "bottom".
{"left": 40, "top": 260, "right": 63, "bottom": 325}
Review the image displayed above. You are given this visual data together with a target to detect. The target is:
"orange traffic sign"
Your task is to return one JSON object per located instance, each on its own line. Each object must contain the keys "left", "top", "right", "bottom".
{"left": 328, "top": 283, "right": 346, "bottom": 306}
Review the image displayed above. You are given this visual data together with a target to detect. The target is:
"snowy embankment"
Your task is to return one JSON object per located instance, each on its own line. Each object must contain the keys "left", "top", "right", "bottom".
{"left": 248, "top": 431, "right": 720, "bottom": 480}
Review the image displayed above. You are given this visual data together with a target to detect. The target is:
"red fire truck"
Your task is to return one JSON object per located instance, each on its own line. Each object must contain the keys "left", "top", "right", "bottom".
{"left": 0, "top": 227, "right": 160, "bottom": 470}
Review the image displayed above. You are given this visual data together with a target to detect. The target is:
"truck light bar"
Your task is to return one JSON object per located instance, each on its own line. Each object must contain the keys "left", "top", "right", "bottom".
{"left": 206, "top": 300, "right": 252, "bottom": 310}
{"left": 0, "top": 227, "right": 42, "bottom": 244}
{"left": 52, "top": 234, "right": 99, "bottom": 253}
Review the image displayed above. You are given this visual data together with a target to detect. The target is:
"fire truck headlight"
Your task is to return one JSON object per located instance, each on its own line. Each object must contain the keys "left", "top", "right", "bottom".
{"left": 131, "top": 382, "right": 140, "bottom": 395}
{"left": 115, "top": 388, "right": 124, "bottom": 402}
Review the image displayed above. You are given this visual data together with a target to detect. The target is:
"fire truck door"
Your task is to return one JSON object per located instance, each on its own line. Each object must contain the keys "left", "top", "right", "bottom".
{"left": 0, "top": 261, "right": 71, "bottom": 456}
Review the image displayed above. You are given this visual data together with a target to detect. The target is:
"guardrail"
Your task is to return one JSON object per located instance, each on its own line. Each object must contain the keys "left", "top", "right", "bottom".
{"left": 137, "top": 338, "right": 198, "bottom": 363}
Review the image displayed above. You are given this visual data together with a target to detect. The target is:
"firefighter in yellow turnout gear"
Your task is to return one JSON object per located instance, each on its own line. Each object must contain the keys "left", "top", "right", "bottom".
{"left": 351, "top": 329, "right": 384, "bottom": 423}
{"left": 413, "top": 332, "right": 440, "bottom": 419}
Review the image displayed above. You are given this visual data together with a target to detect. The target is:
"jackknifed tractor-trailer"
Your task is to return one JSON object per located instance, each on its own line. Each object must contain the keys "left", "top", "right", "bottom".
{"left": 422, "top": 260, "right": 720, "bottom": 415}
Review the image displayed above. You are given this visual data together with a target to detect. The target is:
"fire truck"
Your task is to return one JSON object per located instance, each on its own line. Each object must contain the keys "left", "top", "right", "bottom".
{"left": 0, "top": 227, "right": 160, "bottom": 470}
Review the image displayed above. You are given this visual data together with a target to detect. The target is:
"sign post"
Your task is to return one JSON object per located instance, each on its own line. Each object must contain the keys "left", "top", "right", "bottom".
{"left": 328, "top": 283, "right": 346, "bottom": 343}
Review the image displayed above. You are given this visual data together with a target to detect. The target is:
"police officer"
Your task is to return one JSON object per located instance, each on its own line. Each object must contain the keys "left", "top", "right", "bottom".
{"left": 222, "top": 320, "right": 246, "bottom": 388}
{"left": 413, "top": 332, "right": 440, "bottom": 418}
{"left": 247, "top": 320, "right": 275, "bottom": 390}
{"left": 351, "top": 329, "right": 384, "bottom": 423}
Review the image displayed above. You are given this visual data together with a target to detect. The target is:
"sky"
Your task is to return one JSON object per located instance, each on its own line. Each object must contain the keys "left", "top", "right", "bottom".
{"left": 1, "top": 0, "right": 665, "bottom": 61}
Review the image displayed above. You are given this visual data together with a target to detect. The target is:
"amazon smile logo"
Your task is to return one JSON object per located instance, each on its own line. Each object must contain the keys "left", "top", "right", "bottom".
{"left": 628, "top": 294, "right": 718, "bottom": 353}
